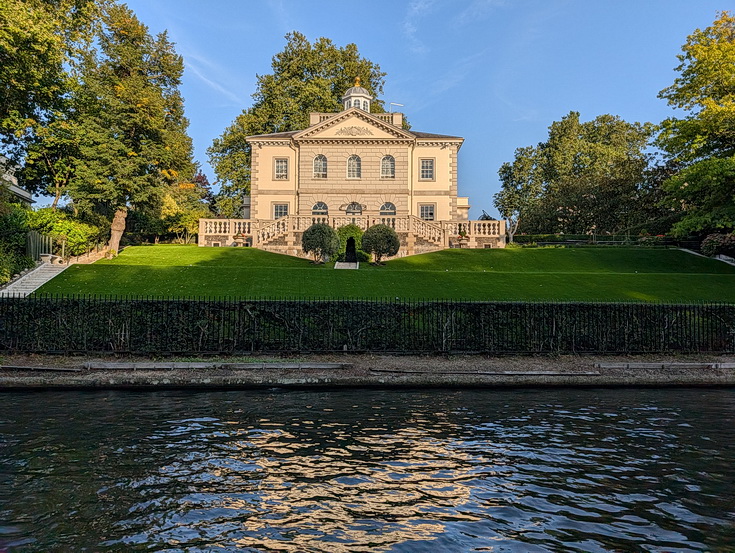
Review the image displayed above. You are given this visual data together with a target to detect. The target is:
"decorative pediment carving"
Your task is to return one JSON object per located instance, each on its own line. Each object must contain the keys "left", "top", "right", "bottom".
{"left": 335, "top": 126, "right": 374, "bottom": 136}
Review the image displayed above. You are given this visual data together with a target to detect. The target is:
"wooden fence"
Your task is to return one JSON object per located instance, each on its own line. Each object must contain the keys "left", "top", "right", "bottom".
{"left": 25, "top": 231, "right": 52, "bottom": 261}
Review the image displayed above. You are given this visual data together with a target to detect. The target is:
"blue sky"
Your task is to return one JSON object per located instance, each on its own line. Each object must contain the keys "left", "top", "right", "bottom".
{"left": 124, "top": 0, "right": 726, "bottom": 219}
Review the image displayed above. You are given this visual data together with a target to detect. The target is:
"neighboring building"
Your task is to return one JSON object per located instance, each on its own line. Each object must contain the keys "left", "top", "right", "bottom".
{"left": 199, "top": 81, "right": 505, "bottom": 256}
{"left": 0, "top": 155, "right": 33, "bottom": 207}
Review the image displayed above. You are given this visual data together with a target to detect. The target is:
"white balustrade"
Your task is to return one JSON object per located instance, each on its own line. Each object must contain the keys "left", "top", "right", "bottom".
{"left": 199, "top": 217, "right": 505, "bottom": 249}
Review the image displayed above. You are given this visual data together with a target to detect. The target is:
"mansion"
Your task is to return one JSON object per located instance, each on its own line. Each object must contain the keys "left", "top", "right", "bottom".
{"left": 198, "top": 81, "right": 505, "bottom": 257}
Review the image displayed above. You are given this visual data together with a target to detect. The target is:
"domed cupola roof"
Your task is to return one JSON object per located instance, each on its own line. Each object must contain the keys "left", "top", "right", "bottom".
{"left": 341, "top": 77, "right": 373, "bottom": 111}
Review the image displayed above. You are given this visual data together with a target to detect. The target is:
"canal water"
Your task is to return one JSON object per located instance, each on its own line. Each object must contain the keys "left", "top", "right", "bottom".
{"left": 0, "top": 388, "right": 733, "bottom": 552}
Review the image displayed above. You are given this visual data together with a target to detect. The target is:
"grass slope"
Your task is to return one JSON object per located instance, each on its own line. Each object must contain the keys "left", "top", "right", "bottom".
{"left": 35, "top": 245, "right": 735, "bottom": 302}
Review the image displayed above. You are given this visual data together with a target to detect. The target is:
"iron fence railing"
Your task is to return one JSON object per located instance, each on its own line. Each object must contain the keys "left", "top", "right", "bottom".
{"left": 1, "top": 295, "right": 733, "bottom": 355}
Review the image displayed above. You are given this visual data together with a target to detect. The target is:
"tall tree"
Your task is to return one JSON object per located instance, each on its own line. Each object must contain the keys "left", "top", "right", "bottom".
{"left": 208, "top": 32, "right": 387, "bottom": 212}
{"left": 67, "top": 3, "right": 194, "bottom": 252}
{"left": 494, "top": 146, "right": 543, "bottom": 242}
{"left": 494, "top": 112, "right": 653, "bottom": 235}
{"left": 657, "top": 11, "right": 735, "bottom": 236}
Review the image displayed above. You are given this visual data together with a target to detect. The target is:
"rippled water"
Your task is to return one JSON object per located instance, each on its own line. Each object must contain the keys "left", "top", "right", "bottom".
{"left": 0, "top": 388, "right": 734, "bottom": 552}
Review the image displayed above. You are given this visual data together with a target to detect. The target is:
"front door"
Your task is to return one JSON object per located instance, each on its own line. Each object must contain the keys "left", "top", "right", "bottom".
{"left": 345, "top": 237, "right": 357, "bottom": 263}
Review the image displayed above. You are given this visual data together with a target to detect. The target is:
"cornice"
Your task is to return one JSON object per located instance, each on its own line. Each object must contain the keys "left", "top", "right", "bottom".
{"left": 415, "top": 140, "right": 462, "bottom": 149}
{"left": 295, "top": 138, "right": 414, "bottom": 145}
{"left": 295, "top": 108, "right": 414, "bottom": 140}
{"left": 251, "top": 140, "right": 292, "bottom": 147}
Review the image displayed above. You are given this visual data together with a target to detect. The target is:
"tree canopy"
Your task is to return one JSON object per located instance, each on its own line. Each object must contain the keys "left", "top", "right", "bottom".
{"left": 3, "top": 1, "right": 195, "bottom": 252}
{"left": 208, "top": 32, "right": 387, "bottom": 215}
{"left": 0, "top": 0, "right": 99, "bottom": 159}
{"left": 494, "top": 112, "right": 654, "bottom": 236}
{"left": 656, "top": 11, "right": 735, "bottom": 236}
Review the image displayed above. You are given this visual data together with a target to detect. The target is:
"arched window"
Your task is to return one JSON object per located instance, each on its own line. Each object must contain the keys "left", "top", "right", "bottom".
{"left": 346, "top": 202, "right": 362, "bottom": 215}
{"left": 312, "top": 201, "right": 328, "bottom": 215}
{"left": 381, "top": 155, "right": 395, "bottom": 178}
{"left": 380, "top": 202, "right": 396, "bottom": 216}
{"left": 347, "top": 155, "right": 361, "bottom": 178}
{"left": 313, "top": 155, "right": 327, "bottom": 178}
{"left": 362, "top": 100, "right": 368, "bottom": 111}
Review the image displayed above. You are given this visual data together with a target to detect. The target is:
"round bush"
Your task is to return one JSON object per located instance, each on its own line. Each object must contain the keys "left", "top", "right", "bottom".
{"left": 302, "top": 223, "right": 339, "bottom": 263}
{"left": 701, "top": 233, "right": 735, "bottom": 257}
{"left": 362, "top": 224, "right": 400, "bottom": 264}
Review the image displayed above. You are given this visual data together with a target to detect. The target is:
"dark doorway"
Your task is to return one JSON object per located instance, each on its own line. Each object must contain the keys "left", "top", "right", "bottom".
{"left": 345, "top": 237, "right": 357, "bottom": 263}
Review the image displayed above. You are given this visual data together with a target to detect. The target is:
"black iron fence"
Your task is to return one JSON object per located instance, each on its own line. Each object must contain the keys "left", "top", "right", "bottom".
{"left": 1, "top": 295, "right": 734, "bottom": 355}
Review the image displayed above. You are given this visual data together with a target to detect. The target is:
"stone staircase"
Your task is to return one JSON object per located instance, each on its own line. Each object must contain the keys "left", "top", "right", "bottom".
{"left": 0, "top": 262, "right": 68, "bottom": 298}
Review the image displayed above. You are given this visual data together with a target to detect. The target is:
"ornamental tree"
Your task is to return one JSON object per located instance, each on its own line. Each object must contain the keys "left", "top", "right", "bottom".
{"left": 361, "top": 224, "right": 400, "bottom": 264}
{"left": 302, "top": 223, "right": 339, "bottom": 263}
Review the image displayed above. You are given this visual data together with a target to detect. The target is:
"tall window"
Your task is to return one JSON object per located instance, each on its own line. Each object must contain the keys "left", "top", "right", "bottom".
{"left": 274, "top": 158, "right": 288, "bottom": 180}
{"left": 381, "top": 155, "right": 395, "bottom": 178}
{"left": 347, "top": 155, "right": 361, "bottom": 178}
{"left": 273, "top": 204, "right": 288, "bottom": 219}
{"left": 346, "top": 202, "right": 362, "bottom": 215}
{"left": 312, "top": 202, "right": 328, "bottom": 215}
{"left": 362, "top": 100, "right": 369, "bottom": 111}
{"left": 420, "top": 158, "right": 434, "bottom": 180}
{"left": 313, "top": 155, "right": 327, "bottom": 178}
{"left": 380, "top": 202, "right": 396, "bottom": 216}
{"left": 419, "top": 204, "right": 435, "bottom": 221}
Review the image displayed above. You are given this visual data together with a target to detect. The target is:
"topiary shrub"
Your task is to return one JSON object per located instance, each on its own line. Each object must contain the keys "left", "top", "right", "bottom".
{"left": 302, "top": 223, "right": 339, "bottom": 263}
{"left": 362, "top": 224, "right": 400, "bottom": 264}
{"left": 336, "top": 224, "right": 369, "bottom": 262}
{"left": 701, "top": 233, "right": 735, "bottom": 257}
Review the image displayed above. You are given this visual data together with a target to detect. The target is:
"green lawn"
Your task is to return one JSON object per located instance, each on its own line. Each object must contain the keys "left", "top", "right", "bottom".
{"left": 35, "top": 244, "right": 735, "bottom": 302}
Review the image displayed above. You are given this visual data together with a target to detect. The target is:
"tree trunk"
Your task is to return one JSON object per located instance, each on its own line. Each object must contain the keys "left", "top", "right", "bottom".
{"left": 108, "top": 208, "right": 128, "bottom": 253}
{"left": 507, "top": 218, "right": 519, "bottom": 243}
{"left": 51, "top": 188, "right": 61, "bottom": 210}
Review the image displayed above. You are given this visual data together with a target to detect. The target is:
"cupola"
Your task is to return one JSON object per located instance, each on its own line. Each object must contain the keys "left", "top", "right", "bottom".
{"left": 342, "top": 77, "right": 372, "bottom": 112}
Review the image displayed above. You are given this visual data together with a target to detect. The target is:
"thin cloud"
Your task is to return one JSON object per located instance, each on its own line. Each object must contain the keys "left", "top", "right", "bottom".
{"left": 403, "top": 0, "right": 438, "bottom": 54}
{"left": 454, "top": 0, "right": 506, "bottom": 26}
{"left": 185, "top": 59, "right": 243, "bottom": 105}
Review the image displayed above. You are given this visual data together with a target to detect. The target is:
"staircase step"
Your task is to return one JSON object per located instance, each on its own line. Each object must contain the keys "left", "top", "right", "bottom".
{"left": 0, "top": 262, "right": 69, "bottom": 297}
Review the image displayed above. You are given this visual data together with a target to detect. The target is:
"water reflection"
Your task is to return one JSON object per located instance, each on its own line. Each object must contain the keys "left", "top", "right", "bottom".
{"left": 0, "top": 389, "right": 734, "bottom": 552}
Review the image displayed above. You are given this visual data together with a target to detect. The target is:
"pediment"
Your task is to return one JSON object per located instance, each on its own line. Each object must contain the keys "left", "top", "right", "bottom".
{"left": 295, "top": 109, "right": 413, "bottom": 141}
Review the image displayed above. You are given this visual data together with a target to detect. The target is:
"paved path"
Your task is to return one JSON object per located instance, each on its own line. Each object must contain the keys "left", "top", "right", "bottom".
{"left": 0, "top": 263, "right": 68, "bottom": 298}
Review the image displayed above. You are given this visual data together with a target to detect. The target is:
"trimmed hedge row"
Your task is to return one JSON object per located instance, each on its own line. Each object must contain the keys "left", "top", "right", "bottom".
{"left": 1, "top": 296, "right": 734, "bottom": 355}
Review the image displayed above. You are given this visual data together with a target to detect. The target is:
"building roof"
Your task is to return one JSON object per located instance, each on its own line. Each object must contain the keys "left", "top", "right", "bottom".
{"left": 246, "top": 130, "right": 298, "bottom": 140}
{"left": 410, "top": 130, "right": 463, "bottom": 140}
{"left": 342, "top": 85, "right": 372, "bottom": 98}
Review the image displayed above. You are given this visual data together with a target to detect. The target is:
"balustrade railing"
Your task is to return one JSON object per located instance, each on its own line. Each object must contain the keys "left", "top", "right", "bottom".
{"left": 256, "top": 218, "right": 289, "bottom": 244}
{"left": 199, "top": 216, "right": 505, "bottom": 248}
{"left": 410, "top": 216, "right": 444, "bottom": 246}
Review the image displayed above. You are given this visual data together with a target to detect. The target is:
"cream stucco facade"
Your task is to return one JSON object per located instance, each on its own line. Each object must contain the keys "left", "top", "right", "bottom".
{"left": 199, "top": 84, "right": 505, "bottom": 256}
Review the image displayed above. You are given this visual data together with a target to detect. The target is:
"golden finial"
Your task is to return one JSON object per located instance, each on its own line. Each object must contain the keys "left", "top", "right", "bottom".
{"left": 354, "top": 76, "right": 361, "bottom": 87}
